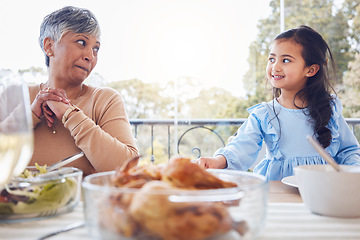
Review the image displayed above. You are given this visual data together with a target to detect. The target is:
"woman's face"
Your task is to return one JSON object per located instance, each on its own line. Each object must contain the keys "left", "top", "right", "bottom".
{"left": 49, "top": 31, "right": 100, "bottom": 84}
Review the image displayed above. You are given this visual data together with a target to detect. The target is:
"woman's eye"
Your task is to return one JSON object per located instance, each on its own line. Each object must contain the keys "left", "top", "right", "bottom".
{"left": 268, "top": 57, "right": 275, "bottom": 63}
{"left": 93, "top": 47, "right": 100, "bottom": 53}
{"left": 77, "top": 40, "right": 86, "bottom": 46}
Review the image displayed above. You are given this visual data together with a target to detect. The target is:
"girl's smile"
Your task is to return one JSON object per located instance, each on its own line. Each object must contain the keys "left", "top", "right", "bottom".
{"left": 271, "top": 74, "right": 284, "bottom": 80}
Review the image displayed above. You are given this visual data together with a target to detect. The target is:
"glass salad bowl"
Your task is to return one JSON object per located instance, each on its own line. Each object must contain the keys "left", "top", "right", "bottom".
{"left": 0, "top": 166, "right": 82, "bottom": 223}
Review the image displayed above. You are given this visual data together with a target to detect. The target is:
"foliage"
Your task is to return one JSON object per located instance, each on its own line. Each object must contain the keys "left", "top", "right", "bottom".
{"left": 108, "top": 79, "right": 173, "bottom": 119}
{"left": 338, "top": 1, "right": 360, "bottom": 117}
{"left": 342, "top": 0, "right": 360, "bottom": 52}
{"left": 340, "top": 52, "right": 360, "bottom": 117}
{"left": 185, "top": 87, "right": 246, "bottom": 118}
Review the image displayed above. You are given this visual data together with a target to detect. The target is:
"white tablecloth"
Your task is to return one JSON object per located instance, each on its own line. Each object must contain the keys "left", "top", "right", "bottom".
{"left": 1, "top": 202, "right": 360, "bottom": 240}
{"left": 260, "top": 203, "right": 360, "bottom": 240}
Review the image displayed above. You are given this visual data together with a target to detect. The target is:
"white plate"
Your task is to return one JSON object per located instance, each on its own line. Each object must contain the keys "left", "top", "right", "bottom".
{"left": 281, "top": 175, "right": 298, "bottom": 188}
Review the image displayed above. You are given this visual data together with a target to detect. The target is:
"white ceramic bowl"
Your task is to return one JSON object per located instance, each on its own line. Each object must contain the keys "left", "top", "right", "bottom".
{"left": 294, "top": 164, "right": 360, "bottom": 218}
{"left": 82, "top": 169, "right": 268, "bottom": 240}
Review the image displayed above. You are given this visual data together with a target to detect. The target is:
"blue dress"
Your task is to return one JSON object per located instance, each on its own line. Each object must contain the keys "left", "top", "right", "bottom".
{"left": 214, "top": 97, "right": 360, "bottom": 180}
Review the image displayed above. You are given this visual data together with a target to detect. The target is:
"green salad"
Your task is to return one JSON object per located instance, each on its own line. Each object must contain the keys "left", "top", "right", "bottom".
{"left": 0, "top": 164, "right": 78, "bottom": 215}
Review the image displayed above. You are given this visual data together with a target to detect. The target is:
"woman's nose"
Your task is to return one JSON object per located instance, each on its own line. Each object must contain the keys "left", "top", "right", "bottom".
{"left": 83, "top": 48, "right": 95, "bottom": 62}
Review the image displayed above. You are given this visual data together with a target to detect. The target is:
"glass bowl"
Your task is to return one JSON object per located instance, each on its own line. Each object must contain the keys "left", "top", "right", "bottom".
{"left": 82, "top": 169, "right": 268, "bottom": 240}
{"left": 0, "top": 167, "right": 82, "bottom": 223}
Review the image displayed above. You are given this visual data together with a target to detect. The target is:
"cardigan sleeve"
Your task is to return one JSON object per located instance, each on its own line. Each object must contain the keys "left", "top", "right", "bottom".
{"left": 65, "top": 87, "right": 139, "bottom": 172}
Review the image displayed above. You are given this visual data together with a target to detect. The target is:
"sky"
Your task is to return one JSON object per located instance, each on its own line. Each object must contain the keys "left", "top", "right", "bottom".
{"left": 0, "top": 0, "right": 272, "bottom": 98}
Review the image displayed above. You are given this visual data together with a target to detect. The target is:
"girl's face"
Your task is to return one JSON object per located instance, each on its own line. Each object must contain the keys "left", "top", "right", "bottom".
{"left": 49, "top": 31, "right": 100, "bottom": 84}
{"left": 266, "top": 40, "right": 311, "bottom": 94}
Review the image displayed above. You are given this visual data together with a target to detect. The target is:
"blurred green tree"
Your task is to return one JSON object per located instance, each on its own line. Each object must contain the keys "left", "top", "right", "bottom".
{"left": 108, "top": 79, "right": 173, "bottom": 119}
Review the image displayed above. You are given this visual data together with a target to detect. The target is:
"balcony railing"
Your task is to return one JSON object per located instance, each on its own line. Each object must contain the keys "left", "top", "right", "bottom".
{"left": 130, "top": 118, "right": 360, "bottom": 163}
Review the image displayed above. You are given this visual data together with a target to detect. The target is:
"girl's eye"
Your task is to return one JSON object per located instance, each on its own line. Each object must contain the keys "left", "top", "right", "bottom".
{"left": 283, "top": 59, "right": 290, "bottom": 63}
{"left": 268, "top": 57, "right": 275, "bottom": 63}
{"left": 93, "top": 47, "right": 100, "bottom": 53}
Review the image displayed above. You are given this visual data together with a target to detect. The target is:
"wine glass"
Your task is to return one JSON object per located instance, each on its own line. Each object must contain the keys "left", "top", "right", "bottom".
{"left": 0, "top": 77, "right": 34, "bottom": 186}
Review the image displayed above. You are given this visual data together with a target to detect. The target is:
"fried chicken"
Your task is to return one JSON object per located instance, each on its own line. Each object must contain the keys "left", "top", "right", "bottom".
{"left": 129, "top": 181, "right": 232, "bottom": 240}
{"left": 100, "top": 156, "right": 247, "bottom": 240}
{"left": 161, "top": 156, "right": 238, "bottom": 189}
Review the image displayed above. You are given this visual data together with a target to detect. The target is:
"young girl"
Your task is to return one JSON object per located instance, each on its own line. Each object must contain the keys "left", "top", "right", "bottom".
{"left": 197, "top": 25, "right": 360, "bottom": 180}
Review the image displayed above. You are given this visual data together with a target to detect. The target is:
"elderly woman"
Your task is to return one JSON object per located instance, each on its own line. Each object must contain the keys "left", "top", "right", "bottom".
{"left": 29, "top": 6, "right": 139, "bottom": 176}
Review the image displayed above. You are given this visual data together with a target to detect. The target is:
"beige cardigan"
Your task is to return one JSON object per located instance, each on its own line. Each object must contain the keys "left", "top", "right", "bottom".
{"left": 28, "top": 84, "right": 139, "bottom": 176}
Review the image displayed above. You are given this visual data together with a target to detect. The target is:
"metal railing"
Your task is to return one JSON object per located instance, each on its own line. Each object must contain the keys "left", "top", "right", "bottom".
{"left": 130, "top": 118, "right": 360, "bottom": 162}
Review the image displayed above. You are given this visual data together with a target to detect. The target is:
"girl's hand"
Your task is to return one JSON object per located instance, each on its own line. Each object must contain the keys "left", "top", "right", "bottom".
{"left": 31, "top": 87, "right": 70, "bottom": 119}
{"left": 196, "top": 155, "right": 227, "bottom": 169}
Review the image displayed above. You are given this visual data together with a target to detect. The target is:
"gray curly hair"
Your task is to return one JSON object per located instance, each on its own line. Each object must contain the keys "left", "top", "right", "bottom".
{"left": 39, "top": 6, "right": 101, "bottom": 67}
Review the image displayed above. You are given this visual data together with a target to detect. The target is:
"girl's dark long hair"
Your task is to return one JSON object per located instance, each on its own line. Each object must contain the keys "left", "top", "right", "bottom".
{"left": 273, "top": 25, "right": 336, "bottom": 148}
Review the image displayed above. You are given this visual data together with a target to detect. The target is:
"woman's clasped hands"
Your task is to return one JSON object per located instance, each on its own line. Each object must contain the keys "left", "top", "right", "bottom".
{"left": 31, "top": 86, "right": 71, "bottom": 128}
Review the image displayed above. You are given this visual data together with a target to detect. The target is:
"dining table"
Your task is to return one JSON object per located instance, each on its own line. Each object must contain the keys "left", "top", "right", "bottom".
{"left": 1, "top": 180, "right": 360, "bottom": 240}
